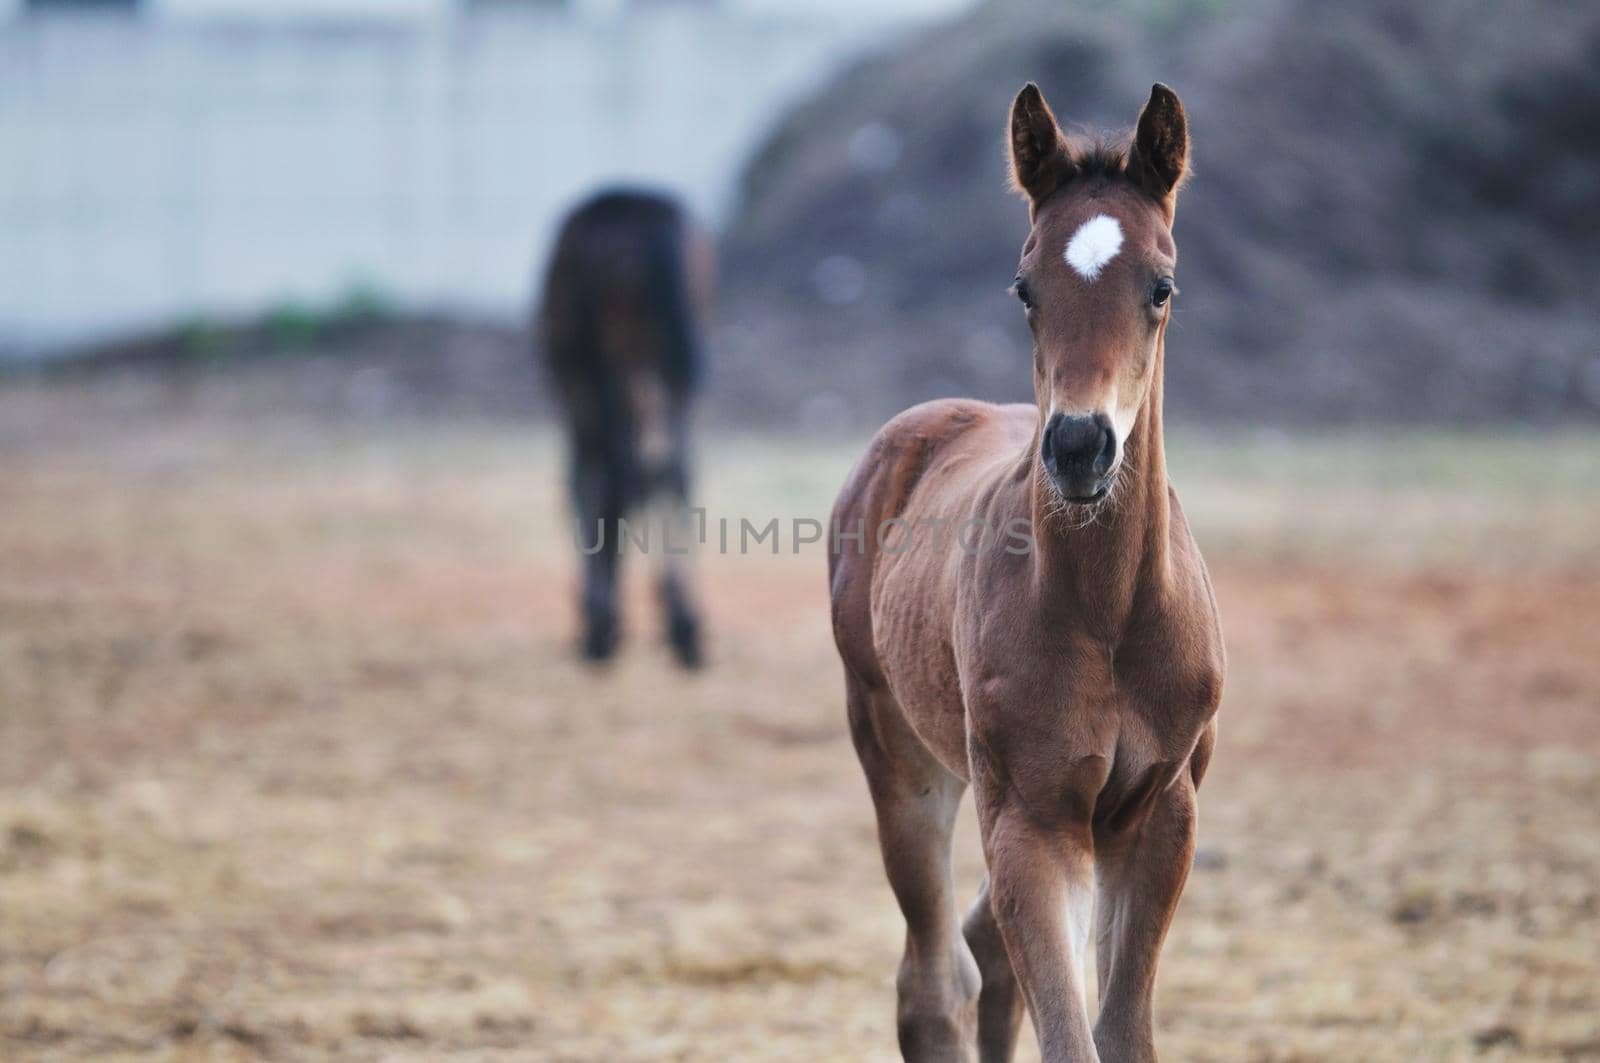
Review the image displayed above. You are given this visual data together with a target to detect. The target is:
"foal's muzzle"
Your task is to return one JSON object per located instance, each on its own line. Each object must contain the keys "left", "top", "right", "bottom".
{"left": 1041, "top": 411, "right": 1117, "bottom": 502}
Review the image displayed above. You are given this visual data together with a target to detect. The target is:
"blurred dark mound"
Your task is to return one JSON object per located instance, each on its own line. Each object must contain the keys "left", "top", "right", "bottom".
{"left": 719, "top": 0, "right": 1600, "bottom": 428}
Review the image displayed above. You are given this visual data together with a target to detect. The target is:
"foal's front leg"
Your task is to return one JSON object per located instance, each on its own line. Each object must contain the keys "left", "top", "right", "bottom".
{"left": 971, "top": 763, "right": 1100, "bottom": 1062}
{"left": 1091, "top": 775, "right": 1197, "bottom": 1063}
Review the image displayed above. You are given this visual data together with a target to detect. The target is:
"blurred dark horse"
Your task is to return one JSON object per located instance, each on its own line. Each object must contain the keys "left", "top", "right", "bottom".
{"left": 538, "top": 188, "right": 712, "bottom": 667}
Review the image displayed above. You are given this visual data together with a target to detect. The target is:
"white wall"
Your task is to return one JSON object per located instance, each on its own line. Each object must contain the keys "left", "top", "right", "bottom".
{"left": 151, "top": 0, "right": 455, "bottom": 19}
{"left": 0, "top": 5, "right": 965, "bottom": 353}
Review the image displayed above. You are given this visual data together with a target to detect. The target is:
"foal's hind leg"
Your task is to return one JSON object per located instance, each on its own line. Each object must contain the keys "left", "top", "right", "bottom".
{"left": 963, "top": 874, "right": 1025, "bottom": 1062}
{"left": 848, "top": 678, "right": 980, "bottom": 1061}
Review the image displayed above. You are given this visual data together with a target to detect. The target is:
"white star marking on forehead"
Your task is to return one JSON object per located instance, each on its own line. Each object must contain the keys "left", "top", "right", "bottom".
{"left": 1064, "top": 214, "right": 1124, "bottom": 282}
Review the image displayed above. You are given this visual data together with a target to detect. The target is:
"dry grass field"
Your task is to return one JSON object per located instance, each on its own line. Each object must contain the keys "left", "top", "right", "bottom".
{"left": 1, "top": 385, "right": 1598, "bottom": 1061}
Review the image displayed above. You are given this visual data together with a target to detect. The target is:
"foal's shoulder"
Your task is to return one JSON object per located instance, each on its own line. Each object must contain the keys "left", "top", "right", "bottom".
{"left": 875, "top": 398, "right": 1035, "bottom": 488}
{"left": 870, "top": 398, "right": 1027, "bottom": 456}
{"left": 834, "top": 399, "right": 1016, "bottom": 528}
{"left": 879, "top": 397, "right": 997, "bottom": 437}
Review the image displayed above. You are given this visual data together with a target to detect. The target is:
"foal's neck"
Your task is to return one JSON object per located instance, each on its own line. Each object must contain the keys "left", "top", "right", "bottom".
{"left": 1026, "top": 375, "right": 1172, "bottom": 634}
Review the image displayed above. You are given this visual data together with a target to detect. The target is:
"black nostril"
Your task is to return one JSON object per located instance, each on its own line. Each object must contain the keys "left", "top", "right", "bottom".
{"left": 1060, "top": 418, "right": 1100, "bottom": 455}
{"left": 1043, "top": 412, "right": 1117, "bottom": 480}
{"left": 1092, "top": 415, "right": 1117, "bottom": 477}
{"left": 1040, "top": 412, "right": 1064, "bottom": 473}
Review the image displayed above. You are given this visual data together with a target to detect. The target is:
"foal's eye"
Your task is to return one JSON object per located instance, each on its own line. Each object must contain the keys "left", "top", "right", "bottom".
{"left": 1151, "top": 278, "right": 1175, "bottom": 308}
{"left": 1012, "top": 277, "right": 1034, "bottom": 311}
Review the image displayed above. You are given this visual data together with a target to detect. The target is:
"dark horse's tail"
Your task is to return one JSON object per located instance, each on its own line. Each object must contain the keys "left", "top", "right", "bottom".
{"left": 643, "top": 200, "right": 703, "bottom": 400}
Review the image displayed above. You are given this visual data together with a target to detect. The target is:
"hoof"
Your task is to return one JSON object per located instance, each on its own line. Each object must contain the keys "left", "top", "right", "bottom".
{"left": 668, "top": 615, "right": 703, "bottom": 670}
{"left": 582, "top": 621, "right": 619, "bottom": 663}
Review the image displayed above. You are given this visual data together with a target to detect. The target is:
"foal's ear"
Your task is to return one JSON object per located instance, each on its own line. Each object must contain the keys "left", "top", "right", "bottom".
{"left": 1009, "top": 83, "right": 1073, "bottom": 205}
{"left": 1127, "top": 83, "right": 1189, "bottom": 211}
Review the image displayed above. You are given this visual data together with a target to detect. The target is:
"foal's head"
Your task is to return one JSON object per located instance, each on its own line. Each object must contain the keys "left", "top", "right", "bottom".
{"left": 1008, "top": 83, "right": 1189, "bottom": 504}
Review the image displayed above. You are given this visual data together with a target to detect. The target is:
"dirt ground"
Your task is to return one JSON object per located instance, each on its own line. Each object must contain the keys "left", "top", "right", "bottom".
{"left": 1, "top": 389, "right": 1597, "bottom": 1060}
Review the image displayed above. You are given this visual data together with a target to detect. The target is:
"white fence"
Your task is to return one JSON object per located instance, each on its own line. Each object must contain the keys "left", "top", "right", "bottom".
{"left": 0, "top": 6, "right": 952, "bottom": 354}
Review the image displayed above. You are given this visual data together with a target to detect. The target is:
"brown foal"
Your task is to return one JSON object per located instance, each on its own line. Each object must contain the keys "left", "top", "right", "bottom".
{"left": 828, "top": 83, "right": 1225, "bottom": 1062}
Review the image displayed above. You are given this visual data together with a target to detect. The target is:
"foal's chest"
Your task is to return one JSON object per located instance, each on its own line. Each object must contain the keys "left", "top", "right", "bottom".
{"left": 960, "top": 595, "right": 1222, "bottom": 802}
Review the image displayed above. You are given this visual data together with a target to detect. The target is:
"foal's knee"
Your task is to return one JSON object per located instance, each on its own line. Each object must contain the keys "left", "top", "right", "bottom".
{"left": 896, "top": 949, "right": 980, "bottom": 1061}
{"left": 897, "top": 1011, "right": 970, "bottom": 1062}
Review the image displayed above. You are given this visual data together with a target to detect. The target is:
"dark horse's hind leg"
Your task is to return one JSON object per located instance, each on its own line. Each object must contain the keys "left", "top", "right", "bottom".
{"left": 655, "top": 485, "right": 702, "bottom": 669}
{"left": 571, "top": 438, "right": 625, "bottom": 662}
{"left": 659, "top": 556, "right": 700, "bottom": 669}
{"left": 655, "top": 407, "right": 702, "bottom": 669}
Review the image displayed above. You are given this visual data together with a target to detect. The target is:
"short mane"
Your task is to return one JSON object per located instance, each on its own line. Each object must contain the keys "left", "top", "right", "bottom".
{"left": 1012, "top": 131, "right": 1136, "bottom": 207}
{"left": 1063, "top": 133, "right": 1131, "bottom": 182}
{"left": 1045, "top": 132, "right": 1191, "bottom": 207}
